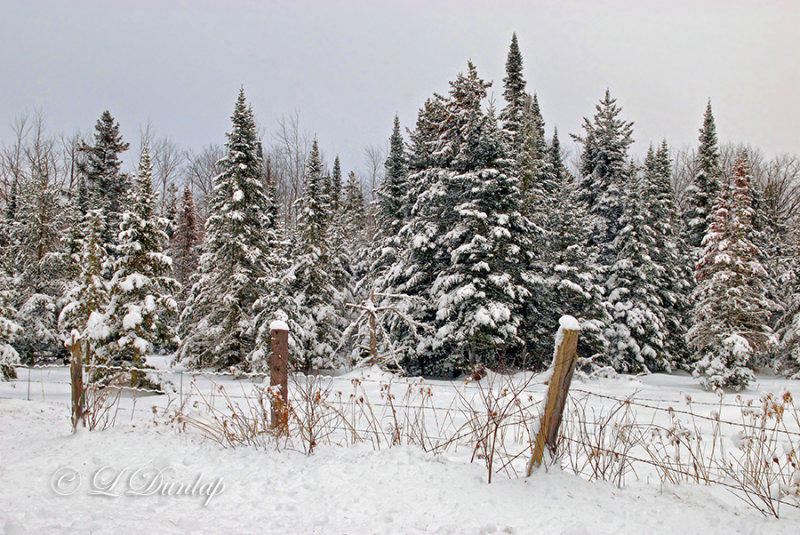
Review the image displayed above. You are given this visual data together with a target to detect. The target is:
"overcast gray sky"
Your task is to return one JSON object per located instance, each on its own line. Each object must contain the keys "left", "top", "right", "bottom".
{"left": 2, "top": 0, "right": 798, "bottom": 175}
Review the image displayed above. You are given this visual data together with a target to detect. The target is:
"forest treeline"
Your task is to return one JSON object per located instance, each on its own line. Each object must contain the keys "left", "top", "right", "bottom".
{"left": 1, "top": 35, "right": 799, "bottom": 390}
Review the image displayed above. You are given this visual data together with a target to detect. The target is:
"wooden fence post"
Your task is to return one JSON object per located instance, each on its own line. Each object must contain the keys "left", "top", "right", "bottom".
{"left": 68, "top": 330, "right": 86, "bottom": 431}
{"left": 269, "top": 320, "right": 290, "bottom": 433}
{"left": 527, "top": 315, "right": 580, "bottom": 475}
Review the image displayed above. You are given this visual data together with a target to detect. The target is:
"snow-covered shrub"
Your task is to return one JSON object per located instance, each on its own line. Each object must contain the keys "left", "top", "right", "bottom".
{"left": 15, "top": 293, "right": 64, "bottom": 363}
{"left": 693, "top": 334, "right": 756, "bottom": 392}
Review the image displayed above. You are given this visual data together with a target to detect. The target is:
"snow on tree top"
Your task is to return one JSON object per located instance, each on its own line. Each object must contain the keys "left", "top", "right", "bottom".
{"left": 270, "top": 319, "right": 289, "bottom": 332}
{"left": 559, "top": 315, "right": 580, "bottom": 331}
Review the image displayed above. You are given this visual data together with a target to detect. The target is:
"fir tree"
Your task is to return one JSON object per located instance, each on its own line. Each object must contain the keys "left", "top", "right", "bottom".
{"left": 370, "top": 116, "right": 409, "bottom": 293}
{"left": 408, "top": 96, "right": 447, "bottom": 172}
{"left": 776, "top": 229, "right": 800, "bottom": 377}
{"left": 689, "top": 154, "right": 774, "bottom": 390}
{"left": 330, "top": 155, "right": 342, "bottom": 210}
{"left": 287, "top": 139, "right": 344, "bottom": 370}
{"left": 643, "top": 141, "right": 693, "bottom": 366}
{"left": 518, "top": 93, "right": 552, "bottom": 218}
{"left": 177, "top": 89, "right": 277, "bottom": 370}
{"left": 604, "top": 165, "right": 669, "bottom": 373}
{"left": 542, "top": 129, "right": 608, "bottom": 364}
{"left": 376, "top": 116, "right": 408, "bottom": 236}
{"left": 499, "top": 33, "right": 528, "bottom": 156}
{"left": 685, "top": 101, "right": 722, "bottom": 252}
{"left": 78, "top": 111, "right": 131, "bottom": 253}
{"left": 572, "top": 90, "right": 634, "bottom": 255}
{"left": 163, "top": 182, "right": 179, "bottom": 239}
{"left": 58, "top": 209, "right": 112, "bottom": 362}
{"left": 0, "top": 274, "right": 22, "bottom": 380}
{"left": 381, "top": 62, "right": 537, "bottom": 374}
{"left": 104, "top": 147, "right": 179, "bottom": 385}
{"left": 343, "top": 171, "right": 368, "bottom": 238}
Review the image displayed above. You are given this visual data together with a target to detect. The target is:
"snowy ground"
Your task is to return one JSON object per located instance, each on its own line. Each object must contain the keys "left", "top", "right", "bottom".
{"left": 1, "top": 362, "right": 799, "bottom": 534}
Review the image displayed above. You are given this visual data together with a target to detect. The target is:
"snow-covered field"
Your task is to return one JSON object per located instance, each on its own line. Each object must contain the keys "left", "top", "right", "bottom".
{"left": 2, "top": 361, "right": 799, "bottom": 534}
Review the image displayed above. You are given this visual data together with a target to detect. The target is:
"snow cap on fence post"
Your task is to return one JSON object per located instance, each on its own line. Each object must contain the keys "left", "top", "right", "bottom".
{"left": 558, "top": 315, "right": 580, "bottom": 332}
{"left": 269, "top": 319, "right": 290, "bottom": 332}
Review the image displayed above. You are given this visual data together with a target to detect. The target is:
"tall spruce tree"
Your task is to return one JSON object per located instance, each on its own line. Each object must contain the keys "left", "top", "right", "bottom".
{"left": 330, "top": 155, "right": 343, "bottom": 210}
{"left": 543, "top": 129, "right": 608, "bottom": 364}
{"left": 644, "top": 141, "right": 693, "bottom": 366}
{"left": 381, "top": 62, "right": 536, "bottom": 374}
{"left": 689, "top": 154, "right": 774, "bottom": 390}
{"left": 572, "top": 90, "right": 634, "bottom": 256}
{"left": 685, "top": 101, "right": 722, "bottom": 252}
{"left": 287, "top": 139, "right": 345, "bottom": 370}
{"left": 371, "top": 116, "right": 409, "bottom": 290}
{"left": 376, "top": 116, "right": 408, "bottom": 236}
{"left": 499, "top": 33, "right": 528, "bottom": 157}
{"left": 177, "top": 89, "right": 276, "bottom": 370}
{"left": 104, "top": 147, "right": 179, "bottom": 384}
{"left": 604, "top": 163, "right": 669, "bottom": 373}
{"left": 78, "top": 111, "right": 130, "bottom": 254}
{"left": 518, "top": 93, "right": 552, "bottom": 219}
{"left": 58, "top": 209, "right": 112, "bottom": 363}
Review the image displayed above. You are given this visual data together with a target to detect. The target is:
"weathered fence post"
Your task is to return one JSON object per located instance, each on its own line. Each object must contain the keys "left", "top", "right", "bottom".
{"left": 527, "top": 315, "right": 580, "bottom": 475}
{"left": 269, "top": 320, "right": 289, "bottom": 433}
{"left": 68, "top": 330, "right": 86, "bottom": 431}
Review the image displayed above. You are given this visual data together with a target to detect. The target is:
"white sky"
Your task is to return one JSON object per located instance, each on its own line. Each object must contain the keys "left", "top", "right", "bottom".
{"left": 1, "top": 0, "right": 798, "bottom": 175}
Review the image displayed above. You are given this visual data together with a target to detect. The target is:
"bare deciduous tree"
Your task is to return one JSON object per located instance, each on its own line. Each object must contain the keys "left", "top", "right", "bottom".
{"left": 268, "top": 111, "right": 310, "bottom": 230}
{"left": 363, "top": 143, "right": 387, "bottom": 203}
{"left": 183, "top": 144, "right": 224, "bottom": 220}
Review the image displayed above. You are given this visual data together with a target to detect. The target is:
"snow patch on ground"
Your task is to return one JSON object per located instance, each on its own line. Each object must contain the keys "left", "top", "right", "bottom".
{"left": 0, "top": 397, "right": 797, "bottom": 534}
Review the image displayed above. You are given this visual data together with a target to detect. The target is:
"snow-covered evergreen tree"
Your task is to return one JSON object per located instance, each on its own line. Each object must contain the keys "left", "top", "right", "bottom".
{"left": 689, "top": 154, "right": 774, "bottom": 390}
{"left": 342, "top": 171, "right": 370, "bottom": 256}
{"left": 330, "top": 155, "right": 342, "bottom": 211}
{"left": 542, "top": 129, "right": 608, "bottom": 364}
{"left": 104, "top": 147, "right": 179, "bottom": 384}
{"left": 177, "top": 89, "right": 276, "bottom": 370}
{"left": 78, "top": 111, "right": 130, "bottom": 254}
{"left": 376, "top": 116, "right": 408, "bottom": 236}
{"left": 381, "top": 62, "right": 536, "bottom": 374}
{"left": 685, "top": 101, "right": 722, "bottom": 252}
{"left": 604, "top": 152, "right": 671, "bottom": 373}
{"left": 287, "top": 139, "right": 344, "bottom": 370}
{"left": 11, "top": 155, "right": 68, "bottom": 363}
{"left": 370, "top": 116, "right": 409, "bottom": 296}
{"left": 518, "top": 94, "right": 552, "bottom": 220}
{"left": 58, "top": 209, "right": 111, "bottom": 363}
{"left": 498, "top": 33, "right": 528, "bottom": 157}
{"left": 0, "top": 274, "right": 22, "bottom": 380}
{"left": 644, "top": 141, "right": 693, "bottom": 366}
{"left": 408, "top": 96, "right": 447, "bottom": 172}
{"left": 572, "top": 90, "right": 635, "bottom": 257}
{"left": 163, "top": 182, "right": 179, "bottom": 239}
{"left": 776, "top": 229, "right": 800, "bottom": 377}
